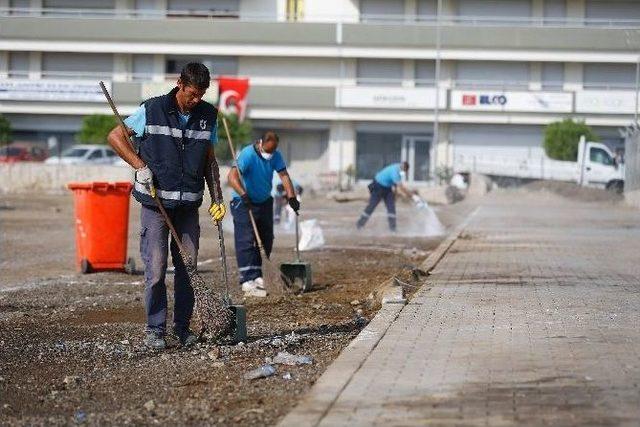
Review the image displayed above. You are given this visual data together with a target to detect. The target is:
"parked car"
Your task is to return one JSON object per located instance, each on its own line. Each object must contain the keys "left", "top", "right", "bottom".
{"left": 44, "top": 145, "right": 119, "bottom": 165}
{"left": 0, "top": 144, "right": 49, "bottom": 163}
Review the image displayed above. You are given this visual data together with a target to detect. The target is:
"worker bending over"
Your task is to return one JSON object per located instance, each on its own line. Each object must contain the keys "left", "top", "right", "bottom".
{"left": 227, "top": 131, "right": 299, "bottom": 297}
{"left": 356, "top": 161, "right": 413, "bottom": 232}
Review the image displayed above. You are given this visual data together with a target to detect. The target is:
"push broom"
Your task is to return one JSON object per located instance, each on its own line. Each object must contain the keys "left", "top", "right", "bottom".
{"left": 221, "top": 116, "right": 292, "bottom": 294}
{"left": 99, "top": 81, "right": 233, "bottom": 340}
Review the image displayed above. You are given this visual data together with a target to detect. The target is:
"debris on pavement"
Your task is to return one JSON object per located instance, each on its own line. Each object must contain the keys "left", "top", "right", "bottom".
{"left": 244, "top": 364, "right": 277, "bottom": 380}
{"left": 272, "top": 351, "right": 313, "bottom": 366}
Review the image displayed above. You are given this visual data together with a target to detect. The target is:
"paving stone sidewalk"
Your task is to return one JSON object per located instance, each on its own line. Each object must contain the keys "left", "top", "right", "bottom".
{"left": 290, "top": 191, "right": 640, "bottom": 426}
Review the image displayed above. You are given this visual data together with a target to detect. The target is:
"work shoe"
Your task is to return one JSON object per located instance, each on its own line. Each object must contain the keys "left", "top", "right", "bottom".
{"left": 144, "top": 331, "right": 167, "bottom": 350}
{"left": 242, "top": 279, "right": 267, "bottom": 298}
{"left": 174, "top": 328, "right": 198, "bottom": 347}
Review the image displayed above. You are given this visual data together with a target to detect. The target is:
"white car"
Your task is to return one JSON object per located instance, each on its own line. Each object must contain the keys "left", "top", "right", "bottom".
{"left": 44, "top": 145, "right": 119, "bottom": 165}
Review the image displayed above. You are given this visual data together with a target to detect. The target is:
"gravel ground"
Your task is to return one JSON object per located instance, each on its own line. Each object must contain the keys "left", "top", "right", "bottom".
{"left": 0, "top": 191, "right": 471, "bottom": 426}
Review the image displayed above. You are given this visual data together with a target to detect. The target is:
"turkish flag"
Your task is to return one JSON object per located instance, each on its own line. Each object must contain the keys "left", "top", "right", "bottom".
{"left": 218, "top": 77, "right": 250, "bottom": 121}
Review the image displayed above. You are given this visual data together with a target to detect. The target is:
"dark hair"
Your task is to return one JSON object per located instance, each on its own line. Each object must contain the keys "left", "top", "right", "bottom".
{"left": 261, "top": 131, "right": 279, "bottom": 144}
{"left": 179, "top": 63, "right": 210, "bottom": 90}
{"left": 401, "top": 161, "right": 409, "bottom": 171}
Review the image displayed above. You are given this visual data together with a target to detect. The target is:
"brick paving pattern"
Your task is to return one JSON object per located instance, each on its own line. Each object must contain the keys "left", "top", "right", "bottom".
{"left": 319, "top": 192, "right": 640, "bottom": 426}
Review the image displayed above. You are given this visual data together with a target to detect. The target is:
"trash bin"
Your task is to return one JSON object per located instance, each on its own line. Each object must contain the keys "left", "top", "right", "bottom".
{"left": 67, "top": 182, "right": 135, "bottom": 274}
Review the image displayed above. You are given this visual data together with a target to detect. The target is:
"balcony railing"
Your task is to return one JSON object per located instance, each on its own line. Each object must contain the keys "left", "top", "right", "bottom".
{"left": 1, "top": 7, "right": 640, "bottom": 28}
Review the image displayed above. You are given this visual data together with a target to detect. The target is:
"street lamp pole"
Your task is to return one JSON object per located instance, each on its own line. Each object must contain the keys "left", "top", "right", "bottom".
{"left": 635, "top": 55, "right": 639, "bottom": 124}
{"left": 432, "top": 0, "right": 442, "bottom": 183}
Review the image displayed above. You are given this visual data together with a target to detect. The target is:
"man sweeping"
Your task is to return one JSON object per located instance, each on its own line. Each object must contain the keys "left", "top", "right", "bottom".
{"left": 227, "top": 131, "right": 298, "bottom": 297}
{"left": 356, "top": 161, "right": 413, "bottom": 232}
{"left": 107, "top": 63, "right": 226, "bottom": 350}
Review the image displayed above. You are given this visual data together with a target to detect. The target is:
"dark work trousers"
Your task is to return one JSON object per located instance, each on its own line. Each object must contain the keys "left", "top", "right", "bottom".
{"left": 140, "top": 204, "right": 199, "bottom": 335}
{"left": 356, "top": 181, "right": 397, "bottom": 231}
{"left": 231, "top": 197, "right": 274, "bottom": 284}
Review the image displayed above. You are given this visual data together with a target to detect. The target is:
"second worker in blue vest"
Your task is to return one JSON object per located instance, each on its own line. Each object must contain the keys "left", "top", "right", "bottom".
{"left": 227, "top": 131, "right": 299, "bottom": 297}
{"left": 107, "top": 63, "right": 226, "bottom": 350}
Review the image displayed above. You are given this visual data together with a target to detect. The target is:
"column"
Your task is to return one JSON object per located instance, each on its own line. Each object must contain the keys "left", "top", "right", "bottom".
{"left": 28, "top": 51, "right": 41, "bottom": 79}
{"left": 403, "top": 59, "right": 415, "bottom": 88}
{"left": 328, "top": 121, "right": 356, "bottom": 188}
{"left": 113, "top": 53, "right": 130, "bottom": 82}
{"left": 564, "top": 63, "right": 583, "bottom": 91}
{"left": 434, "top": 122, "right": 451, "bottom": 171}
{"left": 530, "top": 62, "right": 542, "bottom": 90}
{"left": 0, "top": 51, "right": 8, "bottom": 79}
{"left": 152, "top": 54, "right": 165, "bottom": 82}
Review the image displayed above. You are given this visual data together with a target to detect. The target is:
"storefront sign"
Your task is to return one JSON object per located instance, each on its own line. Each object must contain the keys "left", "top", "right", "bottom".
{"left": 337, "top": 87, "right": 446, "bottom": 109}
{"left": 451, "top": 90, "right": 573, "bottom": 113}
{"left": 575, "top": 91, "right": 639, "bottom": 114}
{"left": 141, "top": 81, "right": 219, "bottom": 104}
{"left": 0, "top": 79, "right": 110, "bottom": 102}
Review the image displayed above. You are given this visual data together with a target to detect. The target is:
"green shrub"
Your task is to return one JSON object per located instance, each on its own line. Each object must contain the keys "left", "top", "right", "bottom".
{"left": 543, "top": 118, "right": 599, "bottom": 161}
{"left": 0, "top": 114, "right": 11, "bottom": 146}
{"left": 76, "top": 114, "right": 118, "bottom": 145}
{"left": 215, "top": 113, "right": 253, "bottom": 161}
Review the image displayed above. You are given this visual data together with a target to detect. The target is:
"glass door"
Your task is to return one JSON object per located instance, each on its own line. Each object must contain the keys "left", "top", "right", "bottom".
{"left": 401, "top": 136, "right": 431, "bottom": 182}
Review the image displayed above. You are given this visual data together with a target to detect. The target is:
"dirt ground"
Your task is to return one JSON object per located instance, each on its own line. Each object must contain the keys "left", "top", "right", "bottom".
{"left": 0, "top": 191, "right": 472, "bottom": 426}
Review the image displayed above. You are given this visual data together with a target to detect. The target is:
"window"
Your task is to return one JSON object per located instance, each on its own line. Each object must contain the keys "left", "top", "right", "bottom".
{"left": 542, "top": 63, "right": 564, "bottom": 90}
{"left": 590, "top": 147, "right": 613, "bottom": 165}
{"left": 360, "top": 0, "right": 404, "bottom": 22}
{"left": 415, "top": 60, "right": 436, "bottom": 87}
{"left": 457, "top": 0, "right": 531, "bottom": 23}
{"left": 62, "top": 148, "right": 89, "bottom": 158}
{"left": 417, "top": 0, "right": 437, "bottom": 21}
{"left": 133, "top": 55, "right": 155, "bottom": 81}
{"left": 166, "top": 56, "right": 238, "bottom": 76}
{"left": 167, "top": 0, "right": 239, "bottom": 17}
{"left": 106, "top": 149, "right": 118, "bottom": 158}
{"left": 87, "top": 150, "right": 103, "bottom": 160}
{"left": 586, "top": 1, "right": 640, "bottom": 26}
{"left": 544, "top": 0, "right": 565, "bottom": 20}
{"left": 8, "top": 52, "right": 29, "bottom": 78}
{"left": 584, "top": 63, "right": 636, "bottom": 90}
{"left": 42, "top": 52, "right": 113, "bottom": 79}
{"left": 357, "top": 59, "right": 403, "bottom": 86}
{"left": 456, "top": 61, "right": 530, "bottom": 89}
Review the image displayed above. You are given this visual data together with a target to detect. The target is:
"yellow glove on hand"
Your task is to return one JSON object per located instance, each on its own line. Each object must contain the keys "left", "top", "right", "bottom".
{"left": 209, "top": 202, "right": 226, "bottom": 222}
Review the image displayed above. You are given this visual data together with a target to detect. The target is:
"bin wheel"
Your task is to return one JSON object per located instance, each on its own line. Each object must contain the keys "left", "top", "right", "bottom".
{"left": 124, "top": 257, "right": 136, "bottom": 275}
{"left": 80, "top": 259, "right": 91, "bottom": 274}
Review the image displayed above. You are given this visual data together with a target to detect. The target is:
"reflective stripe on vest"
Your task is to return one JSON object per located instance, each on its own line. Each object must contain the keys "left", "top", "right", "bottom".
{"left": 145, "top": 126, "right": 211, "bottom": 141}
{"left": 134, "top": 182, "right": 203, "bottom": 202}
{"left": 145, "top": 125, "right": 182, "bottom": 138}
{"left": 184, "top": 129, "right": 211, "bottom": 140}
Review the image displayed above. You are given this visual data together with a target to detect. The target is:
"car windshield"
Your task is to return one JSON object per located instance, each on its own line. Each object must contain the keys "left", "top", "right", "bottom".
{"left": 0, "top": 147, "right": 23, "bottom": 156}
{"left": 61, "top": 148, "right": 89, "bottom": 158}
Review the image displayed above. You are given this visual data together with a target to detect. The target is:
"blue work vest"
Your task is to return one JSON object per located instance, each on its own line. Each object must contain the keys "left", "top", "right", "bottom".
{"left": 133, "top": 87, "right": 217, "bottom": 209}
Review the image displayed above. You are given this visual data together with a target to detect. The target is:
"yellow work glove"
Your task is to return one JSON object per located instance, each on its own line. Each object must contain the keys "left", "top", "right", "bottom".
{"left": 209, "top": 202, "right": 226, "bottom": 222}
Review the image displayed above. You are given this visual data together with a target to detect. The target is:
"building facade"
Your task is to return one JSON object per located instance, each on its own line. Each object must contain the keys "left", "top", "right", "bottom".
{"left": 1, "top": 0, "right": 640, "bottom": 186}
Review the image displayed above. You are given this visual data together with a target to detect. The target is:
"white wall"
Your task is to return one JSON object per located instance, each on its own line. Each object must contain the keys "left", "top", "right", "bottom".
{"left": 305, "top": 0, "right": 358, "bottom": 22}
{"left": 238, "top": 57, "right": 342, "bottom": 85}
{"left": 240, "top": 0, "right": 285, "bottom": 20}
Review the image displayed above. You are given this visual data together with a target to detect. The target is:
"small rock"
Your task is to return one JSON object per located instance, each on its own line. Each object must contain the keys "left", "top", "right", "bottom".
{"left": 282, "top": 372, "right": 292, "bottom": 380}
{"left": 63, "top": 375, "right": 81, "bottom": 388}
{"left": 270, "top": 338, "right": 284, "bottom": 347}
{"left": 161, "top": 354, "right": 169, "bottom": 360}
{"left": 207, "top": 348, "right": 220, "bottom": 360}
{"left": 74, "top": 410, "right": 87, "bottom": 424}
{"left": 312, "top": 304, "right": 322, "bottom": 309}
{"left": 244, "top": 364, "right": 276, "bottom": 380}
{"left": 120, "top": 340, "right": 130, "bottom": 345}
{"left": 143, "top": 400, "right": 156, "bottom": 412}
{"left": 265, "top": 356, "right": 273, "bottom": 364}
{"left": 212, "top": 362, "right": 225, "bottom": 368}
{"left": 356, "top": 308, "right": 364, "bottom": 316}
{"left": 273, "top": 351, "right": 313, "bottom": 366}
{"left": 237, "top": 341, "right": 245, "bottom": 347}
{"left": 350, "top": 300, "right": 360, "bottom": 306}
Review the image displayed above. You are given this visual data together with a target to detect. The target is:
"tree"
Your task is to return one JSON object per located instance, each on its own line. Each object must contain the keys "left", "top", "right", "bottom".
{"left": 543, "top": 118, "right": 599, "bottom": 161}
{"left": 215, "top": 113, "right": 253, "bottom": 161}
{"left": 0, "top": 114, "right": 11, "bottom": 147}
{"left": 76, "top": 114, "right": 117, "bottom": 145}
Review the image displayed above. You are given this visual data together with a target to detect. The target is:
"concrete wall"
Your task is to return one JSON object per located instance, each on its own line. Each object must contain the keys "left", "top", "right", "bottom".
{"left": 0, "top": 163, "right": 134, "bottom": 193}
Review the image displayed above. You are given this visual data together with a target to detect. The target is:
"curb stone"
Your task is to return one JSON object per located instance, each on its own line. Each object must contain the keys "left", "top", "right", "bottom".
{"left": 277, "top": 207, "right": 480, "bottom": 427}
